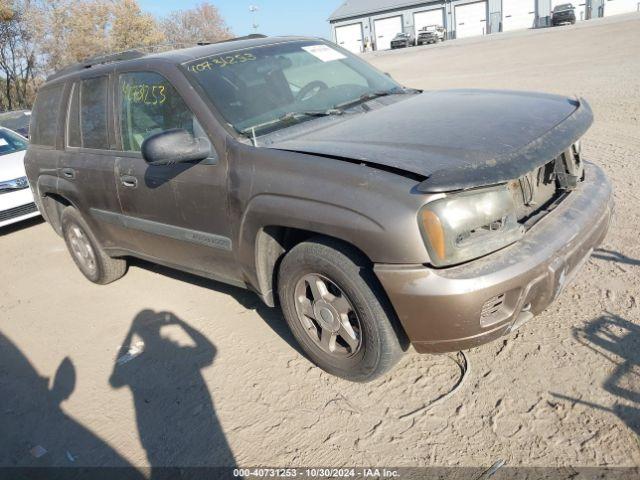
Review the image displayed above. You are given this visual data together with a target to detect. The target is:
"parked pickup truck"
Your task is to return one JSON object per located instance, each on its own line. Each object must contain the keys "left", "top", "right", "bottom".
{"left": 25, "top": 35, "right": 612, "bottom": 382}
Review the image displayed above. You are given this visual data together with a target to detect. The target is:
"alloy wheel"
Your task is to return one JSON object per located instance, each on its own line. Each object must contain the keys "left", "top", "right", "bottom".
{"left": 293, "top": 273, "right": 362, "bottom": 357}
{"left": 68, "top": 225, "right": 97, "bottom": 276}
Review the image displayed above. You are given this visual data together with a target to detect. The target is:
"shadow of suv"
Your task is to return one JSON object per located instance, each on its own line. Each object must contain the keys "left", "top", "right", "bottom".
{"left": 25, "top": 35, "right": 613, "bottom": 382}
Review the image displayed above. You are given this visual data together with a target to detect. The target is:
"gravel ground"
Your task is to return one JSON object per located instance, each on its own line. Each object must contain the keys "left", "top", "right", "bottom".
{"left": 1, "top": 14, "right": 639, "bottom": 470}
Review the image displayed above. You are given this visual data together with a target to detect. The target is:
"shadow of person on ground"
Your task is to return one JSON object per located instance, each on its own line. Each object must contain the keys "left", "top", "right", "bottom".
{"left": 110, "top": 310, "right": 237, "bottom": 477}
{"left": 130, "top": 259, "right": 304, "bottom": 356}
{"left": 552, "top": 312, "right": 640, "bottom": 436}
{"left": 0, "top": 331, "right": 144, "bottom": 474}
{"left": 592, "top": 248, "right": 640, "bottom": 267}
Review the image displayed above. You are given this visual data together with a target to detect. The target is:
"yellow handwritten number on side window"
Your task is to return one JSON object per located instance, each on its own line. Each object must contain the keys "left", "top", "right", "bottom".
{"left": 122, "top": 83, "right": 167, "bottom": 105}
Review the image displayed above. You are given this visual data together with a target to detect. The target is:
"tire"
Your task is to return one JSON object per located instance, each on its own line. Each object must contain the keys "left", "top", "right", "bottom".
{"left": 61, "top": 206, "right": 127, "bottom": 285}
{"left": 278, "top": 237, "right": 405, "bottom": 382}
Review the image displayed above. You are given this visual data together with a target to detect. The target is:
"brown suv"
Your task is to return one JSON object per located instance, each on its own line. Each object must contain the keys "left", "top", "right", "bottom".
{"left": 25, "top": 35, "right": 613, "bottom": 382}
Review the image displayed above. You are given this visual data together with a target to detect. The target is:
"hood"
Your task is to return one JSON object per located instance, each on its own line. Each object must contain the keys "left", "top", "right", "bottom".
{"left": 0, "top": 150, "right": 27, "bottom": 181}
{"left": 266, "top": 89, "right": 592, "bottom": 192}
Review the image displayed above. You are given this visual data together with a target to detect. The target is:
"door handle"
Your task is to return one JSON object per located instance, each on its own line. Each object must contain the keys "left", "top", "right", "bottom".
{"left": 120, "top": 175, "right": 138, "bottom": 188}
{"left": 61, "top": 168, "right": 75, "bottom": 180}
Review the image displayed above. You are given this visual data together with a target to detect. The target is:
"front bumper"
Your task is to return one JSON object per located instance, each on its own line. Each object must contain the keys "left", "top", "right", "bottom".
{"left": 553, "top": 16, "right": 575, "bottom": 25}
{"left": 375, "top": 162, "right": 613, "bottom": 353}
{"left": 0, "top": 187, "right": 39, "bottom": 228}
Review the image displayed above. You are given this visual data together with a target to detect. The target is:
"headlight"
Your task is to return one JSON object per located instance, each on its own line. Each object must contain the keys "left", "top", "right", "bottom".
{"left": 419, "top": 185, "right": 525, "bottom": 267}
{"left": 0, "top": 176, "right": 29, "bottom": 191}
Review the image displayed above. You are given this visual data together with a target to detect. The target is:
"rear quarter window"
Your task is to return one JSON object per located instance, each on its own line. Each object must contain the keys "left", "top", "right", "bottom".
{"left": 67, "top": 76, "right": 110, "bottom": 150}
{"left": 30, "top": 85, "right": 64, "bottom": 147}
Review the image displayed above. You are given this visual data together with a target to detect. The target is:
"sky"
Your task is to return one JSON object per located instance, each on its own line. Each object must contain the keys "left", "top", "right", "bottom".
{"left": 139, "top": 0, "right": 344, "bottom": 39}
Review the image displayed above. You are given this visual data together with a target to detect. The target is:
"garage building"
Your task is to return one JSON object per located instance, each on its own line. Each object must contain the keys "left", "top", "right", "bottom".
{"left": 330, "top": 0, "right": 640, "bottom": 53}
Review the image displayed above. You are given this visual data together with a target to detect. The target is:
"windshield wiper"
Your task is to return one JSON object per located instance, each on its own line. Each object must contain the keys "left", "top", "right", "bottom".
{"left": 333, "top": 88, "right": 417, "bottom": 111}
{"left": 240, "top": 109, "right": 344, "bottom": 137}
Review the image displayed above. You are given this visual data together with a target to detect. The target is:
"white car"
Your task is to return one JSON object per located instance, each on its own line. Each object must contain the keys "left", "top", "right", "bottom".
{"left": 0, "top": 127, "right": 39, "bottom": 227}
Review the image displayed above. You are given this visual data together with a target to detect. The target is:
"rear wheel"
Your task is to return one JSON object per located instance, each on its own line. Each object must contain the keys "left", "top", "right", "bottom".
{"left": 61, "top": 207, "right": 127, "bottom": 285}
{"left": 278, "top": 238, "right": 404, "bottom": 382}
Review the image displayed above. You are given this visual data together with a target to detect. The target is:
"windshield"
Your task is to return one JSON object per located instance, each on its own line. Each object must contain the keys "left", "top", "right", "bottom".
{"left": 0, "top": 128, "right": 28, "bottom": 156}
{"left": 0, "top": 111, "right": 31, "bottom": 138}
{"left": 554, "top": 4, "right": 574, "bottom": 11}
{"left": 184, "top": 40, "right": 403, "bottom": 136}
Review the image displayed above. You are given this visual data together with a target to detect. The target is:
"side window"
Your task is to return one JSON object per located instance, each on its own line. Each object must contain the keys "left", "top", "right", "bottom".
{"left": 118, "top": 72, "right": 201, "bottom": 152}
{"left": 31, "top": 84, "right": 64, "bottom": 147}
{"left": 67, "top": 76, "right": 110, "bottom": 150}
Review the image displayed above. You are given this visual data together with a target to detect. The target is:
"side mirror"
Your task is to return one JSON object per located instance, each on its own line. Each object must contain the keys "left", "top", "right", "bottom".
{"left": 141, "top": 129, "right": 212, "bottom": 166}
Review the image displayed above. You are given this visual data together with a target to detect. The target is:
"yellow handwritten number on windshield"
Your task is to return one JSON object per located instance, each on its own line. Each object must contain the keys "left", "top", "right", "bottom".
{"left": 189, "top": 53, "right": 257, "bottom": 73}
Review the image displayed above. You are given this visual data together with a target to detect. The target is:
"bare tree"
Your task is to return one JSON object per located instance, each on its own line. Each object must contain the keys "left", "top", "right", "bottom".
{"left": 161, "top": 2, "right": 232, "bottom": 47}
{"left": 0, "top": 0, "right": 232, "bottom": 110}
{"left": 27, "top": 0, "right": 116, "bottom": 73}
{"left": 0, "top": 1, "right": 37, "bottom": 110}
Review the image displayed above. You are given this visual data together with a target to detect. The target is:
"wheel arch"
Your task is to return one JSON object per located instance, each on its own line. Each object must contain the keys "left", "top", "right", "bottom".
{"left": 240, "top": 193, "right": 386, "bottom": 307}
{"left": 36, "top": 175, "right": 79, "bottom": 236}
{"left": 253, "top": 225, "right": 376, "bottom": 308}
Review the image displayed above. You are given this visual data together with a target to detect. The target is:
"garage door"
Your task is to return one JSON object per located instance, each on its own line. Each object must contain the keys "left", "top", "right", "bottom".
{"left": 335, "top": 23, "right": 364, "bottom": 54}
{"left": 455, "top": 1, "right": 488, "bottom": 39}
{"left": 551, "top": 0, "right": 587, "bottom": 21}
{"left": 414, "top": 8, "right": 445, "bottom": 36}
{"left": 374, "top": 16, "right": 403, "bottom": 51}
{"left": 604, "top": 0, "right": 640, "bottom": 16}
{"left": 502, "top": 0, "right": 536, "bottom": 31}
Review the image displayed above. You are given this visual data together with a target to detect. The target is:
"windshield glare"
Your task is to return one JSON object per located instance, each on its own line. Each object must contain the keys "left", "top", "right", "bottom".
{"left": 184, "top": 41, "right": 403, "bottom": 135}
{"left": 0, "top": 128, "right": 28, "bottom": 157}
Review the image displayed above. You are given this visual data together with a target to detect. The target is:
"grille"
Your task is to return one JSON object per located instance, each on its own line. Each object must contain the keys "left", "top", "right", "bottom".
{"left": 509, "top": 146, "right": 583, "bottom": 225}
{"left": 480, "top": 293, "right": 505, "bottom": 321}
{"left": 0, "top": 202, "right": 38, "bottom": 222}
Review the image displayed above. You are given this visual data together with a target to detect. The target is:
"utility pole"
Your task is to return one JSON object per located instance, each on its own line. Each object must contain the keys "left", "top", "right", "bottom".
{"left": 249, "top": 5, "right": 259, "bottom": 33}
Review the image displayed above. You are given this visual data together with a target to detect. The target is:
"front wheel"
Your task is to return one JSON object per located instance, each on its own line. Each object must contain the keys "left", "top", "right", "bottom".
{"left": 278, "top": 238, "right": 405, "bottom": 382}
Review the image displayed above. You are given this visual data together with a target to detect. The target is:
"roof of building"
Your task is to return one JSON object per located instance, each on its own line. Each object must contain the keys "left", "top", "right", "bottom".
{"left": 329, "top": 0, "right": 432, "bottom": 21}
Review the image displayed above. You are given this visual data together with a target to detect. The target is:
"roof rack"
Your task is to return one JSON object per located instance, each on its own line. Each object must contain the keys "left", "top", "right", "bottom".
{"left": 46, "top": 34, "right": 269, "bottom": 82}
{"left": 218, "top": 33, "right": 268, "bottom": 43}
{"left": 47, "top": 48, "right": 152, "bottom": 82}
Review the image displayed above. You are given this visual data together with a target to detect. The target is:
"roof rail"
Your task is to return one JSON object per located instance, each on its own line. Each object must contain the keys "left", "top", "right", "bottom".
{"left": 47, "top": 49, "right": 146, "bottom": 81}
{"left": 219, "top": 33, "right": 268, "bottom": 43}
{"left": 46, "top": 34, "right": 269, "bottom": 82}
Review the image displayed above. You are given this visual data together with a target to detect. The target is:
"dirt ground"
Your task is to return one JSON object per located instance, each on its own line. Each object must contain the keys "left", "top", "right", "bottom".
{"left": 1, "top": 14, "right": 639, "bottom": 470}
